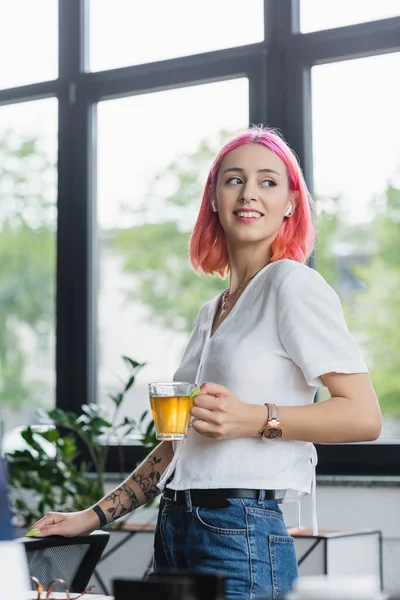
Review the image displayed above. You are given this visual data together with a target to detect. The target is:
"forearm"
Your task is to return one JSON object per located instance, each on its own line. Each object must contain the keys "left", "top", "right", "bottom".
{"left": 191, "top": 376, "right": 380, "bottom": 444}
{"left": 92, "top": 441, "right": 174, "bottom": 526}
{"left": 244, "top": 394, "right": 380, "bottom": 444}
{"left": 278, "top": 395, "right": 381, "bottom": 443}
{"left": 278, "top": 373, "right": 381, "bottom": 443}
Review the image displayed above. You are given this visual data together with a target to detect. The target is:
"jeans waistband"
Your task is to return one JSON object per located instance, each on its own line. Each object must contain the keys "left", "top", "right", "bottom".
{"left": 164, "top": 488, "right": 276, "bottom": 509}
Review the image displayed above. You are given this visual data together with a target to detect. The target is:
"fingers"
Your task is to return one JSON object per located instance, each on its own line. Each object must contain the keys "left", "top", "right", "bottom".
{"left": 191, "top": 404, "right": 224, "bottom": 426}
{"left": 192, "top": 418, "right": 221, "bottom": 438}
{"left": 191, "top": 383, "right": 238, "bottom": 439}
{"left": 192, "top": 393, "right": 221, "bottom": 411}
{"left": 32, "top": 524, "right": 61, "bottom": 537}
{"left": 28, "top": 521, "right": 73, "bottom": 538}
{"left": 29, "top": 512, "right": 62, "bottom": 532}
{"left": 27, "top": 512, "right": 66, "bottom": 537}
{"left": 199, "top": 382, "right": 229, "bottom": 397}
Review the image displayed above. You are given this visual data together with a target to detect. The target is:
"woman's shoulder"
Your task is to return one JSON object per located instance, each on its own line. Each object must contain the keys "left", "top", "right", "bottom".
{"left": 271, "top": 259, "right": 339, "bottom": 304}
{"left": 268, "top": 258, "right": 317, "bottom": 284}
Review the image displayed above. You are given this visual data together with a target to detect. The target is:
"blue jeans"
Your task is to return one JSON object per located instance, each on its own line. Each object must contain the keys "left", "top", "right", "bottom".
{"left": 153, "top": 491, "right": 298, "bottom": 600}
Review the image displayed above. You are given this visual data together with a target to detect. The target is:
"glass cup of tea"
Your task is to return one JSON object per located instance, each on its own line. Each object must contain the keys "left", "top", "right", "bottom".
{"left": 149, "top": 382, "right": 198, "bottom": 441}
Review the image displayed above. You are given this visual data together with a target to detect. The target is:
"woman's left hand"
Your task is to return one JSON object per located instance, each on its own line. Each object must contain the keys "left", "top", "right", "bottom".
{"left": 190, "top": 382, "right": 265, "bottom": 440}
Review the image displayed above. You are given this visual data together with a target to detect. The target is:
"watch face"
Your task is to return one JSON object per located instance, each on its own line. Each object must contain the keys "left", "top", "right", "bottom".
{"left": 261, "top": 427, "right": 282, "bottom": 441}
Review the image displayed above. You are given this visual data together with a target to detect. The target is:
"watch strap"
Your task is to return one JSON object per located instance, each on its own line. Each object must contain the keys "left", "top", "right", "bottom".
{"left": 268, "top": 403, "right": 278, "bottom": 421}
{"left": 259, "top": 403, "right": 282, "bottom": 440}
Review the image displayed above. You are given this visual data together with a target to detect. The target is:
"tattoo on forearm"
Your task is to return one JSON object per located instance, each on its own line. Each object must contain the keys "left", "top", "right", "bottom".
{"left": 104, "top": 456, "right": 163, "bottom": 522}
{"left": 131, "top": 456, "right": 162, "bottom": 500}
{"left": 105, "top": 484, "right": 140, "bottom": 521}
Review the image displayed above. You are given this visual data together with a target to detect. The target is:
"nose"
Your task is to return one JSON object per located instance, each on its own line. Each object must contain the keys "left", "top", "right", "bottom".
{"left": 240, "top": 192, "right": 256, "bottom": 204}
{"left": 240, "top": 180, "right": 257, "bottom": 204}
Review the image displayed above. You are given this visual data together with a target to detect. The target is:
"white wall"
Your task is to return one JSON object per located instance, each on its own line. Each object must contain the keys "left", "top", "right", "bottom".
{"left": 282, "top": 483, "right": 400, "bottom": 593}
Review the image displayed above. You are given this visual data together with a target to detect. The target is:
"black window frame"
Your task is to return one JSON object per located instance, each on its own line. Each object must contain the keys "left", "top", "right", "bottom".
{"left": 1, "top": 0, "right": 399, "bottom": 475}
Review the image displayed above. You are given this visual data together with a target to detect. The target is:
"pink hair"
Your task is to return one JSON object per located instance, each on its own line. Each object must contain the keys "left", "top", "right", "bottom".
{"left": 190, "top": 125, "right": 315, "bottom": 277}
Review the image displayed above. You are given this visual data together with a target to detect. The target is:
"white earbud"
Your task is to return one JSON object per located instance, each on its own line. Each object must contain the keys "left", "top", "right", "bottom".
{"left": 284, "top": 203, "right": 293, "bottom": 218}
{"left": 211, "top": 199, "right": 218, "bottom": 213}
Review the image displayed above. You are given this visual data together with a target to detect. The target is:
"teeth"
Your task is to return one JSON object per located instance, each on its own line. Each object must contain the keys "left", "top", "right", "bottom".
{"left": 236, "top": 211, "right": 262, "bottom": 218}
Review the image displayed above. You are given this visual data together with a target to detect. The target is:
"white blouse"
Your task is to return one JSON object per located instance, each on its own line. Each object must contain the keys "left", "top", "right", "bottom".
{"left": 157, "top": 259, "right": 368, "bottom": 533}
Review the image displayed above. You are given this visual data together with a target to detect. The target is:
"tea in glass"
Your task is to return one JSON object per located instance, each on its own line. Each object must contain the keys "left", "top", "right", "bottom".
{"left": 149, "top": 382, "right": 196, "bottom": 440}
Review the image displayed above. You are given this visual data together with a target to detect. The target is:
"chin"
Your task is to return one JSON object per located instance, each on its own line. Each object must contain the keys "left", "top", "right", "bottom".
{"left": 230, "top": 231, "right": 275, "bottom": 246}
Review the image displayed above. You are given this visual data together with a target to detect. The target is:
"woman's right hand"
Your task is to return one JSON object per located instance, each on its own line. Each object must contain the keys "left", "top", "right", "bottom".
{"left": 27, "top": 508, "right": 101, "bottom": 538}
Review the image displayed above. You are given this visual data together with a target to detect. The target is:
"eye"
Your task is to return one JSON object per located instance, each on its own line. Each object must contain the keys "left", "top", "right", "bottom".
{"left": 261, "top": 179, "right": 277, "bottom": 187}
{"left": 226, "top": 176, "right": 243, "bottom": 185}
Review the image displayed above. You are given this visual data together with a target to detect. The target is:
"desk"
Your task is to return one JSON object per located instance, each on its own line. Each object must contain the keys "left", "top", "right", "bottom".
{"left": 26, "top": 594, "right": 113, "bottom": 599}
{"left": 93, "top": 522, "right": 156, "bottom": 595}
{"left": 292, "top": 529, "right": 382, "bottom": 588}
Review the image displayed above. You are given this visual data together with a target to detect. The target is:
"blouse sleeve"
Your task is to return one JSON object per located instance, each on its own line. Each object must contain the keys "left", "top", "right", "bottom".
{"left": 277, "top": 266, "right": 369, "bottom": 387}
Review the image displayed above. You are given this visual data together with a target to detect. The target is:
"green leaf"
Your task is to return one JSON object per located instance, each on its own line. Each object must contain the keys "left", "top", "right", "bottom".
{"left": 15, "top": 498, "right": 28, "bottom": 511}
{"left": 21, "top": 427, "right": 45, "bottom": 455}
{"left": 124, "top": 375, "right": 136, "bottom": 393}
{"left": 139, "top": 410, "right": 148, "bottom": 424}
{"left": 144, "top": 420, "right": 155, "bottom": 437}
{"left": 48, "top": 408, "right": 77, "bottom": 429}
{"left": 122, "top": 356, "right": 146, "bottom": 371}
{"left": 41, "top": 428, "right": 59, "bottom": 443}
{"left": 110, "top": 393, "right": 123, "bottom": 407}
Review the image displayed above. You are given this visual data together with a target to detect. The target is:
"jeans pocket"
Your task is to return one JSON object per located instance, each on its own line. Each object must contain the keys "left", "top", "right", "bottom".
{"left": 269, "top": 534, "right": 298, "bottom": 600}
{"left": 194, "top": 506, "right": 247, "bottom": 535}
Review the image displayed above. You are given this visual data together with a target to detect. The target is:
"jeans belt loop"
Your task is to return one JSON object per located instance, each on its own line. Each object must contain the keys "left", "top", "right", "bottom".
{"left": 184, "top": 489, "right": 192, "bottom": 513}
{"left": 257, "top": 489, "right": 266, "bottom": 504}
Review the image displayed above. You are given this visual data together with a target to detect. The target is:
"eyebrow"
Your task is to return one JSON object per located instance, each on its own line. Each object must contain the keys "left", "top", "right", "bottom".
{"left": 222, "top": 167, "right": 280, "bottom": 176}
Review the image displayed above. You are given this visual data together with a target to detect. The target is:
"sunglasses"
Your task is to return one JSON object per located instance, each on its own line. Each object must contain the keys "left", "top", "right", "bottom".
{"left": 30, "top": 576, "right": 95, "bottom": 599}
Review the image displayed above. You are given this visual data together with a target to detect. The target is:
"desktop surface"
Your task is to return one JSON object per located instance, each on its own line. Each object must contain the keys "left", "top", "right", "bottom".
{"left": 26, "top": 594, "right": 113, "bottom": 599}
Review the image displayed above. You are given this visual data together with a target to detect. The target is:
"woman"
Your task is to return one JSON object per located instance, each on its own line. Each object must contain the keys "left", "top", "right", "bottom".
{"left": 30, "top": 126, "right": 381, "bottom": 600}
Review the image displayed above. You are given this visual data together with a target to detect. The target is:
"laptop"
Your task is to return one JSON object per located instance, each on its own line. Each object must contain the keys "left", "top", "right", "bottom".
{"left": 0, "top": 453, "right": 14, "bottom": 541}
{"left": 0, "top": 443, "right": 31, "bottom": 598}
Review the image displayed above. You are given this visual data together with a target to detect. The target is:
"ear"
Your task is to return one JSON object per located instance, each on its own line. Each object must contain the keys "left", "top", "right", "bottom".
{"left": 290, "top": 190, "right": 299, "bottom": 210}
{"left": 284, "top": 191, "right": 298, "bottom": 218}
{"left": 211, "top": 198, "right": 218, "bottom": 213}
{"left": 284, "top": 204, "right": 293, "bottom": 218}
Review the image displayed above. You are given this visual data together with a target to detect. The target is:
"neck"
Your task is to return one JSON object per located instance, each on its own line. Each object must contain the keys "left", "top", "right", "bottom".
{"left": 226, "top": 242, "right": 272, "bottom": 292}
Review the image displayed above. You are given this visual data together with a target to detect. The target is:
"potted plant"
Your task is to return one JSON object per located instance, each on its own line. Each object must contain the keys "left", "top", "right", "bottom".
{"left": 6, "top": 356, "right": 157, "bottom": 528}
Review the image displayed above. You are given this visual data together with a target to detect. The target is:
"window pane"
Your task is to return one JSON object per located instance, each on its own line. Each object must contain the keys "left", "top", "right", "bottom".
{"left": 312, "top": 54, "right": 400, "bottom": 440}
{"left": 301, "top": 0, "right": 400, "bottom": 32}
{"left": 0, "top": 99, "right": 57, "bottom": 449}
{"left": 89, "top": 0, "right": 263, "bottom": 71}
{"left": 97, "top": 79, "right": 248, "bottom": 429}
{"left": 0, "top": 1, "right": 58, "bottom": 90}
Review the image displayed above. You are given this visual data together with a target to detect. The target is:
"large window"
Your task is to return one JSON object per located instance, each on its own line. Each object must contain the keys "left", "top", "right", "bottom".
{"left": 300, "top": 0, "right": 400, "bottom": 32}
{"left": 0, "top": 1, "right": 58, "bottom": 90}
{"left": 312, "top": 54, "right": 400, "bottom": 440}
{"left": 1, "top": 1, "right": 399, "bottom": 473}
{"left": 89, "top": 0, "right": 264, "bottom": 71}
{"left": 0, "top": 99, "right": 57, "bottom": 441}
{"left": 97, "top": 79, "right": 249, "bottom": 421}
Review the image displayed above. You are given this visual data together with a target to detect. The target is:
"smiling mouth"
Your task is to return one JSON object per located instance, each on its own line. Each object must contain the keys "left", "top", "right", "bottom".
{"left": 234, "top": 210, "right": 264, "bottom": 220}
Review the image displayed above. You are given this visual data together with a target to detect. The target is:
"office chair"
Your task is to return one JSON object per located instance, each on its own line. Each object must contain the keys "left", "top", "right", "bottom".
{"left": 18, "top": 530, "right": 109, "bottom": 593}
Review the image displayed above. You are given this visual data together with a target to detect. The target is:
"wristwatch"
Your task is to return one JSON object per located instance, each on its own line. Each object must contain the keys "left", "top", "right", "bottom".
{"left": 259, "top": 403, "right": 282, "bottom": 441}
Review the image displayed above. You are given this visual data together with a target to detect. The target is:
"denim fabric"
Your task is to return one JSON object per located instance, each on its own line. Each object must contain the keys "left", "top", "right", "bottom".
{"left": 153, "top": 492, "right": 298, "bottom": 600}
